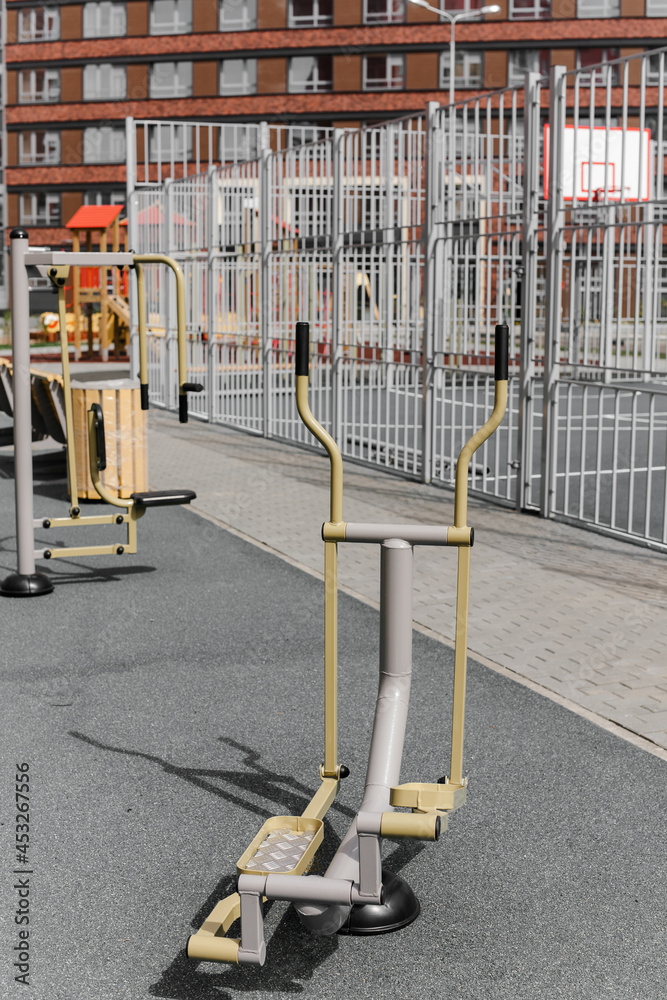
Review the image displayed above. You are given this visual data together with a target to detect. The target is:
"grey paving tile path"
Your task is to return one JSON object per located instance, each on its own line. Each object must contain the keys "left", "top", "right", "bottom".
{"left": 148, "top": 410, "right": 667, "bottom": 753}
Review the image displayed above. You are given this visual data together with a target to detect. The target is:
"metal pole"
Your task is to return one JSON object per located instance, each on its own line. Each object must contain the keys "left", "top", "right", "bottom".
{"left": 541, "top": 65, "right": 567, "bottom": 519}
{"left": 0, "top": 229, "right": 53, "bottom": 596}
{"left": 125, "top": 116, "right": 140, "bottom": 382}
{"left": 259, "top": 122, "right": 271, "bottom": 438}
{"left": 332, "top": 128, "right": 344, "bottom": 451}
{"left": 165, "top": 177, "right": 177, "bottom": 413}
{"left": 517, "top": 72, "right": 541, "bottom": 511}
{"left": 295, "top": 538, "right": 414, "bottom": 937}
{"left": 422, "top": 101, "right": 440, "bottom": 484}
{"left": 206, "top": 164, "right": 217, "bottom": 422}
{"left": 449, "top": 18, "right": 455, "bottom": 109}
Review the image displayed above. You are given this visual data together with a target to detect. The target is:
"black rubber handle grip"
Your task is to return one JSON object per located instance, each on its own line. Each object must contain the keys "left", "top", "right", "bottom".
{"left": 140, "top": 383, "right": 149, "bottom": 411}
{"left": 182, "top": 382, "right": 204, "bottom": 393}
{"left": 179, "top": 395, "right": 188, "bottom": 424}
{"left": 295, "top": 322, "right": 310, "bottom": 377}
{"left": 91, "top": 403, "right": 107, "bottom": 471}
{"left": 494, "top": 324, "right": 509, "bottom": 381}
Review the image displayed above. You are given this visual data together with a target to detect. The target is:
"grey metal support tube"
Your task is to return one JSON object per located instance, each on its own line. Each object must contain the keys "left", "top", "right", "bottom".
{"left": 296, "top": 538, "right": 413, "bottom": 935}
{"left": 0, "top": 230, "right": 53, "bottom": 596}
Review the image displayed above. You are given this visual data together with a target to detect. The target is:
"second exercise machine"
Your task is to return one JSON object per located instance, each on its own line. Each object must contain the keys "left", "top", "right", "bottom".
{"left": 186, "top": 320, "right": 509, "bottom": 964}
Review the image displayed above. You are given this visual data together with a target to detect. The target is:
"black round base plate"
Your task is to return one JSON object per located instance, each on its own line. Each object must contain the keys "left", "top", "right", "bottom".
{"left": 337, "top": 869, "right": 420, "bottom": 936}
{"left": 0, "top": 572, "right": 54, "bottom": 597}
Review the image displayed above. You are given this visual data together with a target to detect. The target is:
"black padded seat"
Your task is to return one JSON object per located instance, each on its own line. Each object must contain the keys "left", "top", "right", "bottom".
{"left": 130, "top": 489, "right": 197, "bottom": 508}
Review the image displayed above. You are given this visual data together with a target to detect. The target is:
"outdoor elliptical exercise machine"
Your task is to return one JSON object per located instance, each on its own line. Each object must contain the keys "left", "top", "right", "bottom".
{"left": 186, "top": 320, "right": 509, "bottom": 965}
{"left": 0, "top": 228, "right": 202, "bottom": 597}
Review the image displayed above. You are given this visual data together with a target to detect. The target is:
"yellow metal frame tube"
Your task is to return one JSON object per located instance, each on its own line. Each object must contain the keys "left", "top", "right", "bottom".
{"left": 295, "top": 376, "right": 343, "bottom": 526}
{"left": 450, "top": 378, "right": 508, "bottom": 786}
{"left": 454, "top": 381, "right": 509, "bottom": 531}
{"left": 41, "top": 542, "right": 134, "bottom": 559}
{"left": 37, "top": 513, "right": 129, "bottom": 529}
{"left": 186, "top": 894, "right": 241, "bottom": 964}
{"left": 86, "top": 409, "right": 139, "bottom": 553}
{"left": 54, "top": 275, "right": 79, "bottom": 514}
{"left": 380, "top": 811, "right": 441, "bottom": 841}
{"left": 295, "top": 343, "right": 344, "bottom": 779}
{"left": 87, "top": 409, "right": 133, "bottom": 511}
{"left": 133, "top": 254, "right": 189, "bottom": 420}
{"left": 322, "top": 539, "right": 338, "bottom": 776}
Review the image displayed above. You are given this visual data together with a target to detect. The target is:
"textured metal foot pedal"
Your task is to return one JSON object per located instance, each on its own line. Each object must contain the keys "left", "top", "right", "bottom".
{"left": 237, "top": 817, "right": 323, "bottom": 877}
{"left": 390, "top": 782, "right": 467, "bottom": 813}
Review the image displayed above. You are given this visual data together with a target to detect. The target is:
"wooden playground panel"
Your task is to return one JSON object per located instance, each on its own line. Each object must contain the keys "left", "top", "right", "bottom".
{"left": 0, "top": 357, "right": 147, "bottom": 500}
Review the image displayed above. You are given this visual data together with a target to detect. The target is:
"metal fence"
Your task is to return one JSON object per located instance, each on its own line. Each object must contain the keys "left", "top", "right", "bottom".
{"left": 126, "top": 47, "right": 667, "bottom": 551}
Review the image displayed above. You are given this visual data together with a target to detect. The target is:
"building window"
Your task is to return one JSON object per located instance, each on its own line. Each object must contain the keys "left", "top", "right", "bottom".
{"left": 18, "top": 69, "right": 60, "bottom": 104}
{"left": 19, "top": 131, "right": 60, "bottom": 165}
{"left": 149, "top": 61, "right": 193, "bottom": 98}
{"left": 149, "top": 0, "right": 193, "bottom": 34}
{"left": 646, "top": 50, "right": 665, "bottom": 86}
{"left": 646, "top": 0, "right": 667, "bottom": 13}
{"left": 219, "top": 58, "right": 257, "bottom": 95}
{"left": 440, "top": 50, "right": 483, "bottom": 90}
{"left": 577, "top": 0, "right": 620, "bottom": 15}
{"left": 289, "top": 56, "right": 333, "bottom": 93}
{"left": 509, "top": 0, "right": 550, "bottom": 17}
{"left": 83, "top": 2, "right": 127, "bottom": 37}
{"left": 149, "top": 124, "right": 193, "bottom": 161}
{"left": 439, "top": 0, "right": 479, "bottom": 12}
{"left": 576, "top": 48, "right": 620, "bottom": 85}
{"left": 20, "top": 193, "right": 61, "bottom": 227}
{"left": 83, "top": 126, "right": 126, "bottom": 164}
{"left": 219, "top": 125, "right": 259, "bottom": 161}
{"left": 363, "top": 54, "right": 405, "bottom": 91}
{"left": 364, "top": 0, "right": 405, "bottom": 23}
{"left": 284, "top": 122, "right": 330, "bottom": 147}
{"left": 18, "top": 6, "right": 59, "bottom": 42}
{"left": 288, "top": 0, "right": 333, "bottom": 28}
{"left": 83, "top": 63, "right": 126, "bottom": 100}
{"left": 219, "top": 0, "right": 257, "bottom": 30}
{"left": 507, "top": 49, "right": 550, "bottom": 85}
{"left": 84, "top": 190, "right": 125, "bottom": 206}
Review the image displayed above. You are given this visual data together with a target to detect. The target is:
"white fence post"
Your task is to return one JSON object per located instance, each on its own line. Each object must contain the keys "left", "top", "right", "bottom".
{"left": 422, "top": 101, "right": 440, "bottom": 485}
{"left": 518, "top": 74, "right": 541, "bottom": 512}
{"left": 542, "top": 65, "right": 567, "bottom": 519}
{"left": 207, "top": 164, "right": 217, "bottom": 423}
{"left": 259, "top": 122, "right": 272, "bottom": 438}
{"left": 332, "top": 128, "right": 344, "bottom": 450}
{"left": 165, "top": 177, "right": 179, "bottom": 413}
{"left": 125, "top": 116, "right": 139, "bottom": 380}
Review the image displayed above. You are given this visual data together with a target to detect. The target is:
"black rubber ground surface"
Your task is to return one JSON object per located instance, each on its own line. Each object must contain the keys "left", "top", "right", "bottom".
{"left": 1, "top": 446, "right": 665, "bottom": 1000}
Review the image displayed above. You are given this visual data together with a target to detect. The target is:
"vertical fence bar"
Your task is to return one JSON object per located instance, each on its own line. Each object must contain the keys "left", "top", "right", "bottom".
{"left": 542, "top": 66, "right": 567, "bottom": 518}
{"left": 260, "top": 123, "right": 271, "bottom": 438}
{"left": 207, "top": 165, "right": 217, "bottom": 424}
{"left": 518, "top": 73, "right": 541, "bottom": 511}
{"left": 332, "top": 129, "right": 344, "bottom": 450}
{"left": 422, "top": 101, "right": 440, "bottom": 484}
{"left": 125, "top": 116, "right": 139, "bottom": 380}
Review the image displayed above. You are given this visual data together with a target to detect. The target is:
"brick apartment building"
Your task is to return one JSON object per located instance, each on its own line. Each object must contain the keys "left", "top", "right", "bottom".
{"left": 3, "top": 0, "right": 667, "bottom": 253}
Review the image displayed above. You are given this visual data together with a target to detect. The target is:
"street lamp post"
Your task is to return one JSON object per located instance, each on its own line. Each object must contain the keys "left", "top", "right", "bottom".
{"left": 407, "top": 0, "right": 501, "bottom": 106}
{"left": 407, "top": 0, "right": 500, "bottom": 362}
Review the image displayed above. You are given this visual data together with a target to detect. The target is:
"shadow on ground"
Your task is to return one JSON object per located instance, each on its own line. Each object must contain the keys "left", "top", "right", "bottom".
{"left": 68, "top": 730, "right": 424, "bottom": 1000}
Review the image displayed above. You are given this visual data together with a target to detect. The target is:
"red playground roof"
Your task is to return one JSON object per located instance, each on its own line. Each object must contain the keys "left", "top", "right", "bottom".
{"left": 65, "top": 205, "right": 124, "bottom": 230}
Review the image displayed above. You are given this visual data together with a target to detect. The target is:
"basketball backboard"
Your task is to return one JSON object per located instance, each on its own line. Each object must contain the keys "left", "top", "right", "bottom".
{"left": 544, "top": 124, "right": 651, "bottom": 202}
